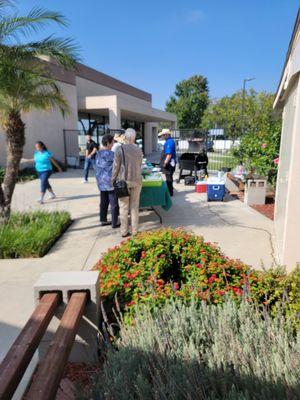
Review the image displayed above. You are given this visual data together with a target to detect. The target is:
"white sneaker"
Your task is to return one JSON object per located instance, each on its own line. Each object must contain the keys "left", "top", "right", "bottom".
{"left": 81, "top": 180, "right": 88, "bottom": 183}
{"left": 37, "top": 198, "right": 44, "bottom": 204}
{"left": 49, "top": 193, "right": 56, "bottom": 200}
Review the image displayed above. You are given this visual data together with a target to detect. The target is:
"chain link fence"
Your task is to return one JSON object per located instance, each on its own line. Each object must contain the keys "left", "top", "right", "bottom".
{"left": 171, "top": 129, "right": 239, "bottom": 173}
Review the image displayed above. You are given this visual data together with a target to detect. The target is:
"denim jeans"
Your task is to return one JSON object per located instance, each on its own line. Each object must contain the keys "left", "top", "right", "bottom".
{"left": 84, "top": 157, "right": 95, "bottom": 181}
{"left": 100, "top": 190, "right": 119, "bottom": 227}
{"left": 38, "top": 170, "right": 52, "bottom": 193}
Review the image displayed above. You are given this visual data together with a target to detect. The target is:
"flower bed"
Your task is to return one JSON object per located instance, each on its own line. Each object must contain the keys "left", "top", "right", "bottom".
{"left": 251, "top": 204, "right": 275, "bottom": 220}
{"left": 96, "top": 229, "right": 300, "bottom": 328}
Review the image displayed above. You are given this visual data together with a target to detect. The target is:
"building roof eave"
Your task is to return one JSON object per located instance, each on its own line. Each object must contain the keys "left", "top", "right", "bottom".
{"left": 274, "top": 8, "right": 300, "bottom": 108}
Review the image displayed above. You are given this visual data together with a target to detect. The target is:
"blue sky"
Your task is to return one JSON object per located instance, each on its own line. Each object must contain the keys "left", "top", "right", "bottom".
{"left": 18, "top": 1, "right": 299, "bottom": 109}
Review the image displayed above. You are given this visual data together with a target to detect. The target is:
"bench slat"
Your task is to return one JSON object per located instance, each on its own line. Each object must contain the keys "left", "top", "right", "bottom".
{"left": 25, "top": 292, "right": 88, "bottom": 400}
{"left": 0, "top": 293, "right": 59, "bottom": 400}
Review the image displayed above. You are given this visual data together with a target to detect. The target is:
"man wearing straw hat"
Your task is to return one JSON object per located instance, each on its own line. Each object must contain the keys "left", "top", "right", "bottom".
{"left": 158, "top": 128, "right": 177, "bottom": 196}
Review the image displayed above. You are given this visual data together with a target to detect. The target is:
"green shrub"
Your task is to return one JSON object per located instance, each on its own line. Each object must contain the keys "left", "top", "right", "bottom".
{"left": 259, "top": 267, "right": 300, "bottom": 330}
{"left": 0, "top": 211, "right": 71, "bottom": 258}
{"left": 231, "top": 123, "right": 281, "bottom": 185}
{"left": 97, "top": 229, "right": 300, "bottom": 328}
{"left": 87, "top": 301, "right": 300, "bottom": 400}
{"left": 0, "top": 167, "right": 37, "bottom": 183}
{"left": 97, "top": 229, "right": 252, "bottom": 311}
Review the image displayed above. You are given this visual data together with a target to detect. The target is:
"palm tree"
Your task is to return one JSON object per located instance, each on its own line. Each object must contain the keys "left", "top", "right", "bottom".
{"left": 0, "top": 0, "right": 79, "bottom": 222}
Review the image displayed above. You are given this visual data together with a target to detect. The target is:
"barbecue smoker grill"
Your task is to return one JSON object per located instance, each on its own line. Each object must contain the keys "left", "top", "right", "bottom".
{"left": 176, "top": 153, "right": 208, "bottom": 183}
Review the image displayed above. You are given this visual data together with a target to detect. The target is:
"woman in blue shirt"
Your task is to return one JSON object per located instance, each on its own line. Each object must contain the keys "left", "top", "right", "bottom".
{"left": 95, "top": 134, "right": 119, "bottom": 228}
{"left": 34, "top": 141, "right": 62, "bottom": 204}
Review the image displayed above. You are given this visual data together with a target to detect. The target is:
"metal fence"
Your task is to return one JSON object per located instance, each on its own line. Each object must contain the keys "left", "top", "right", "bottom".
{"left": 171, "top": 129, "right": 239, "bottom": 173}
{"left": 63, "top": 129, "right": 81, "bottom": 167}
{"left": 63, "top": 128, "right": 239, "bottom": 173}
{"left": 63, "top": 128, "right": 127, "bottom": 168}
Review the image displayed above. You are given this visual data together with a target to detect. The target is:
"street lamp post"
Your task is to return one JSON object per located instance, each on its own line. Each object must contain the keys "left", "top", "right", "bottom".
{"left": 241, "top": 77, "right": 255, "bottom": 135}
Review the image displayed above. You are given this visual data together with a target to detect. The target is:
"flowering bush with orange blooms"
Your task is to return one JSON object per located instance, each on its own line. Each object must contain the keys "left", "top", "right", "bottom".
{"left": 97, "top": 229, "right": 283, "bottom": 315}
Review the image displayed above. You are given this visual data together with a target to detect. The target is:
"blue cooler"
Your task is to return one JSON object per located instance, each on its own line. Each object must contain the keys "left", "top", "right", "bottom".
{"left": 207, "top": 180, "right": 225, "bottom": 201}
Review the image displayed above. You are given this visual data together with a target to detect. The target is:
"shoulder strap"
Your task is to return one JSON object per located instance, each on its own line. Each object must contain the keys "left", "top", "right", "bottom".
{"left": 120, "top": 145, "right": 127, "bottom": 174}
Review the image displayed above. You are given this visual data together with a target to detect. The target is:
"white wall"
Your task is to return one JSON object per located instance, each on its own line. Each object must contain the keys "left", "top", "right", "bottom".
{"left": 275, "top": 80, "right": 296, "bottom": 257}
{"left": 0, "top": 81, "right": 78, "bottom": 167}
{"left": 77, "top": 76, "right": 152, "bottom": 112}
{"left": 275, "top": 76, "right": 300, "bottom": 269}
{"left": 144, "top": 123, "right": 158, "bottom": 155}
{"left": 78, "top": 77, "right": 176, "bottom": 128}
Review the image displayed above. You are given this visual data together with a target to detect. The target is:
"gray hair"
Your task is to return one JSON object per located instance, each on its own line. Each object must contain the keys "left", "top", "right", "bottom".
{"left": 125, "top": 128, "right": 136, "bottom": 143}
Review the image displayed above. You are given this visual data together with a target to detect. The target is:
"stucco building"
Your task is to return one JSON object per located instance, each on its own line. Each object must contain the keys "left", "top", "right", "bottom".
{"left": 0, "top": 61, "right": 176, "bottom": 166}
{"left": 274, "top": 9, "right": 300, "bottom": 270}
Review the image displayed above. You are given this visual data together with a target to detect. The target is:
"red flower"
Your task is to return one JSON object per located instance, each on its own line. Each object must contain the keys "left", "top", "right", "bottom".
{"left": 125, "top": 271, "right": 140, "bottom": 280}
{"left": 208, "top": 274, "right": 217, "bottom": 283}
{"left": 173, "top": 282, "right": 179, "bottom": 290}
{"left": 100, "top": 266, "right": 108, "bottom": 274}
{"left": 141, "top": 251, "right": 146, "bottom": 259}
{"left": 232, "top": 287, "right": 243, "bottom": 296}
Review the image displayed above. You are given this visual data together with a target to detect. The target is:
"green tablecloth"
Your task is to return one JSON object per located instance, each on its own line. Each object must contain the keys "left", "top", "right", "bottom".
{"left": 140, "top": 181, "right": 172, "bottom": 211}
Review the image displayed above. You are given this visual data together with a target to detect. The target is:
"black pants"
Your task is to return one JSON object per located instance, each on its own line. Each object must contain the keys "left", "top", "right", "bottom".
{"left": 164, "top": 165, "right": 175, "bottom": 196}
{"left": 100, "top": 190, "right": 119, "bottom": 227}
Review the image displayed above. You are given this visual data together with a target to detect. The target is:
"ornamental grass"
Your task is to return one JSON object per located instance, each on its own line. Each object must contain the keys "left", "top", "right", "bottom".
{"left": 0, "top": 211, "right": 71, "bottom": 258}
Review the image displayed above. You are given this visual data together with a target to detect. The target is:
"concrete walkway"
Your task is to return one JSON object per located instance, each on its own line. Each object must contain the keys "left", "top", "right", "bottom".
{"left": 0, "top": 169, "right": 277, "bottom": 397}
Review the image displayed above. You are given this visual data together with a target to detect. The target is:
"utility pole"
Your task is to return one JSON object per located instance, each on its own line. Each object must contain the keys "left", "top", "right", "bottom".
{"left": 241, "top": 77, "right": 255, "bottom": 135}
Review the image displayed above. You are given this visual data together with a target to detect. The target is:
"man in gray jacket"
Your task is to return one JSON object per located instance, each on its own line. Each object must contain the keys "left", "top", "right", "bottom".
{"left": 112, "top": 128, "right": 143, "bottom": 237}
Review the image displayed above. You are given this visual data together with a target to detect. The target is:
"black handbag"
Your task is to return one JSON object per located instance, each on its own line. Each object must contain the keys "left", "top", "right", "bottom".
{"left": 114, "top": 146, "right": 129, "bottom": 198}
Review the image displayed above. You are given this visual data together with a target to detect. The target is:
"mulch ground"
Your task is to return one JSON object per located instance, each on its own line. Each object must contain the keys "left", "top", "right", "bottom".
{"left": 250, "top": 204, "right": 275, "bottom": 220}
{"left": 25, "top": 362, "right": 100, "bottom": 400}
{"left": 56, "top": 362, "right": 101, "bottom": 399}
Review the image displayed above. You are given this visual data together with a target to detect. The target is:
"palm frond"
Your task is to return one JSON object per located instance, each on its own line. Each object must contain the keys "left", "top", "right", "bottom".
{"left": 21, "top": 36, "right": 80, "bottom": 68}
{"left": 0, "top": 37, "right": 80, "bottom": 72}
{"left": 0, "top": 0, "right": 14, "bottom": 13}
{"left": 0, "top": 69, "right": 70, "bottom": 124}
{"left": 0, "top": 4, "right": 80, "bottom": 126}
{"left": 22, "top": 92, "right": 69, "bottom": 116}
{"left": 0, "top": 7, "right": 67, "bottom": 42}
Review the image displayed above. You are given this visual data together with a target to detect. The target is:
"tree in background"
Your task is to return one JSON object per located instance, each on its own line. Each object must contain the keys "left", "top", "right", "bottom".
{"left": 201, "top": 89, "right": 282, "bottom": 185}
{"left": 0, "top": 1, "right": 79, "bottom": 222}
{"left": 166, "top": 75, "right": 209, "bottom": 129}
{"left": 233, "top": 91, "right": 282, "bottom": 186}
{"left": 232, "top": 122, "right": 282, "bottom": 186}
{"left": 201, "top": 89, "right": 279, "bottom": 140}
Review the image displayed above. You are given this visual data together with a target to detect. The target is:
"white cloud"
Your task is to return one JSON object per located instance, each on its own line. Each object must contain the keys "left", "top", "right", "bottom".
{"left": 184, "top": 10, "right": 204, "bottom": 24}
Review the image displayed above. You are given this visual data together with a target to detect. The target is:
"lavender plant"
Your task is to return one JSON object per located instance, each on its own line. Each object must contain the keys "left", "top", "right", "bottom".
{"left": 85, "top": 301, "right": 300, "bottom": 400}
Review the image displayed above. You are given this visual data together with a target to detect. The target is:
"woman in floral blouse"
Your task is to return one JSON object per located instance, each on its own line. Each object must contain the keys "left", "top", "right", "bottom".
{"left": 95, "top": 134, "right": 119, "bottom": 228}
